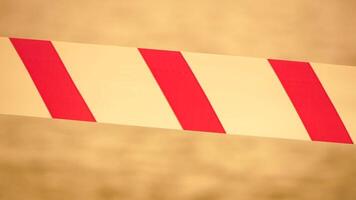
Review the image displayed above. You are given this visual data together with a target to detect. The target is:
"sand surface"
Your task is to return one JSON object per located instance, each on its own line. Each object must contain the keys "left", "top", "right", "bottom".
{"left": 1, "top": 115, "right": 356, "bottom": 200}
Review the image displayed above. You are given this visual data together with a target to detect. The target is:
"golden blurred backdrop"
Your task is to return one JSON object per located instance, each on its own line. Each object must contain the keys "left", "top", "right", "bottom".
{"left": 1, "top": 0, "right": 356, "bottom": 65}
{"left": 0, "top": 0, "right": 356, "bottom": 199}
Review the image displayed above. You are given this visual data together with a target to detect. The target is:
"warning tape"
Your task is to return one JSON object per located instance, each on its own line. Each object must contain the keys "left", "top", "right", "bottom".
{"left": 0, "top": 37, "right": 355, "bottom": 144}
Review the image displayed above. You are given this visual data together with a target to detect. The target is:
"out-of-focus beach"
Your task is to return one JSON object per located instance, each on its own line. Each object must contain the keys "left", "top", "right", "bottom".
{"left": 1, "top": 115, "right": 356, "bottom": 200}
{"left": 0, "top": 0, "right": 356, "bottom": 199}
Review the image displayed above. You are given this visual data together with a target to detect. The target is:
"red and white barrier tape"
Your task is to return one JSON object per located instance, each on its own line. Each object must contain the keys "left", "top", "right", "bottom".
{"left": 0, "top": 37, "right": 355, "bottom": 144}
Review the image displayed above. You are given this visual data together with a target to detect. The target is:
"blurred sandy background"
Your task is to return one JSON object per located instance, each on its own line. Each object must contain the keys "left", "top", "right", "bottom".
{"left": 1, "top": 0, "right": 356, "bottom": 65}
{"left": 0, "top": 0, "right": 356, "bottom": 199}
{"left": 1, "top": 115, "right": 356, "bottom": 200}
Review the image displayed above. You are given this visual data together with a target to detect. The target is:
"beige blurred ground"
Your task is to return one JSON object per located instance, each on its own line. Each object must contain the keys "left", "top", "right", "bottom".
{"left": 1, "top": 114, "right": 356, "bottom": 200}
{"left": 1, "top": 0, "right": 356, "bottom": 199}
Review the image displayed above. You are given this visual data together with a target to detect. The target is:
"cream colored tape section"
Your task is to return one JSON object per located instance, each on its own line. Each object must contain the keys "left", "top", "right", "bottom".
{"left": 0, "top": 38, "right": 50, "bottom": 118}
{"left": 312, "top": 63, "right": 356, "bottom": 141}
{"left": 184, "top": 52, "right": 309, "bottom": 140}
{"left": 53, "top": 42, "right": 181, "bottom": 129}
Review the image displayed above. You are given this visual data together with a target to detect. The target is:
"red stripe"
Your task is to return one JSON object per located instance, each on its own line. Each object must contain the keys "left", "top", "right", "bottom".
{"left": 139, "top": 48, "right": 225, "bottom": 133}
{"left": 10, "top": 38, "right": 96, "bottom": 122}
{"left": 268, "top": 59, "right": 352, "bottom": 143}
